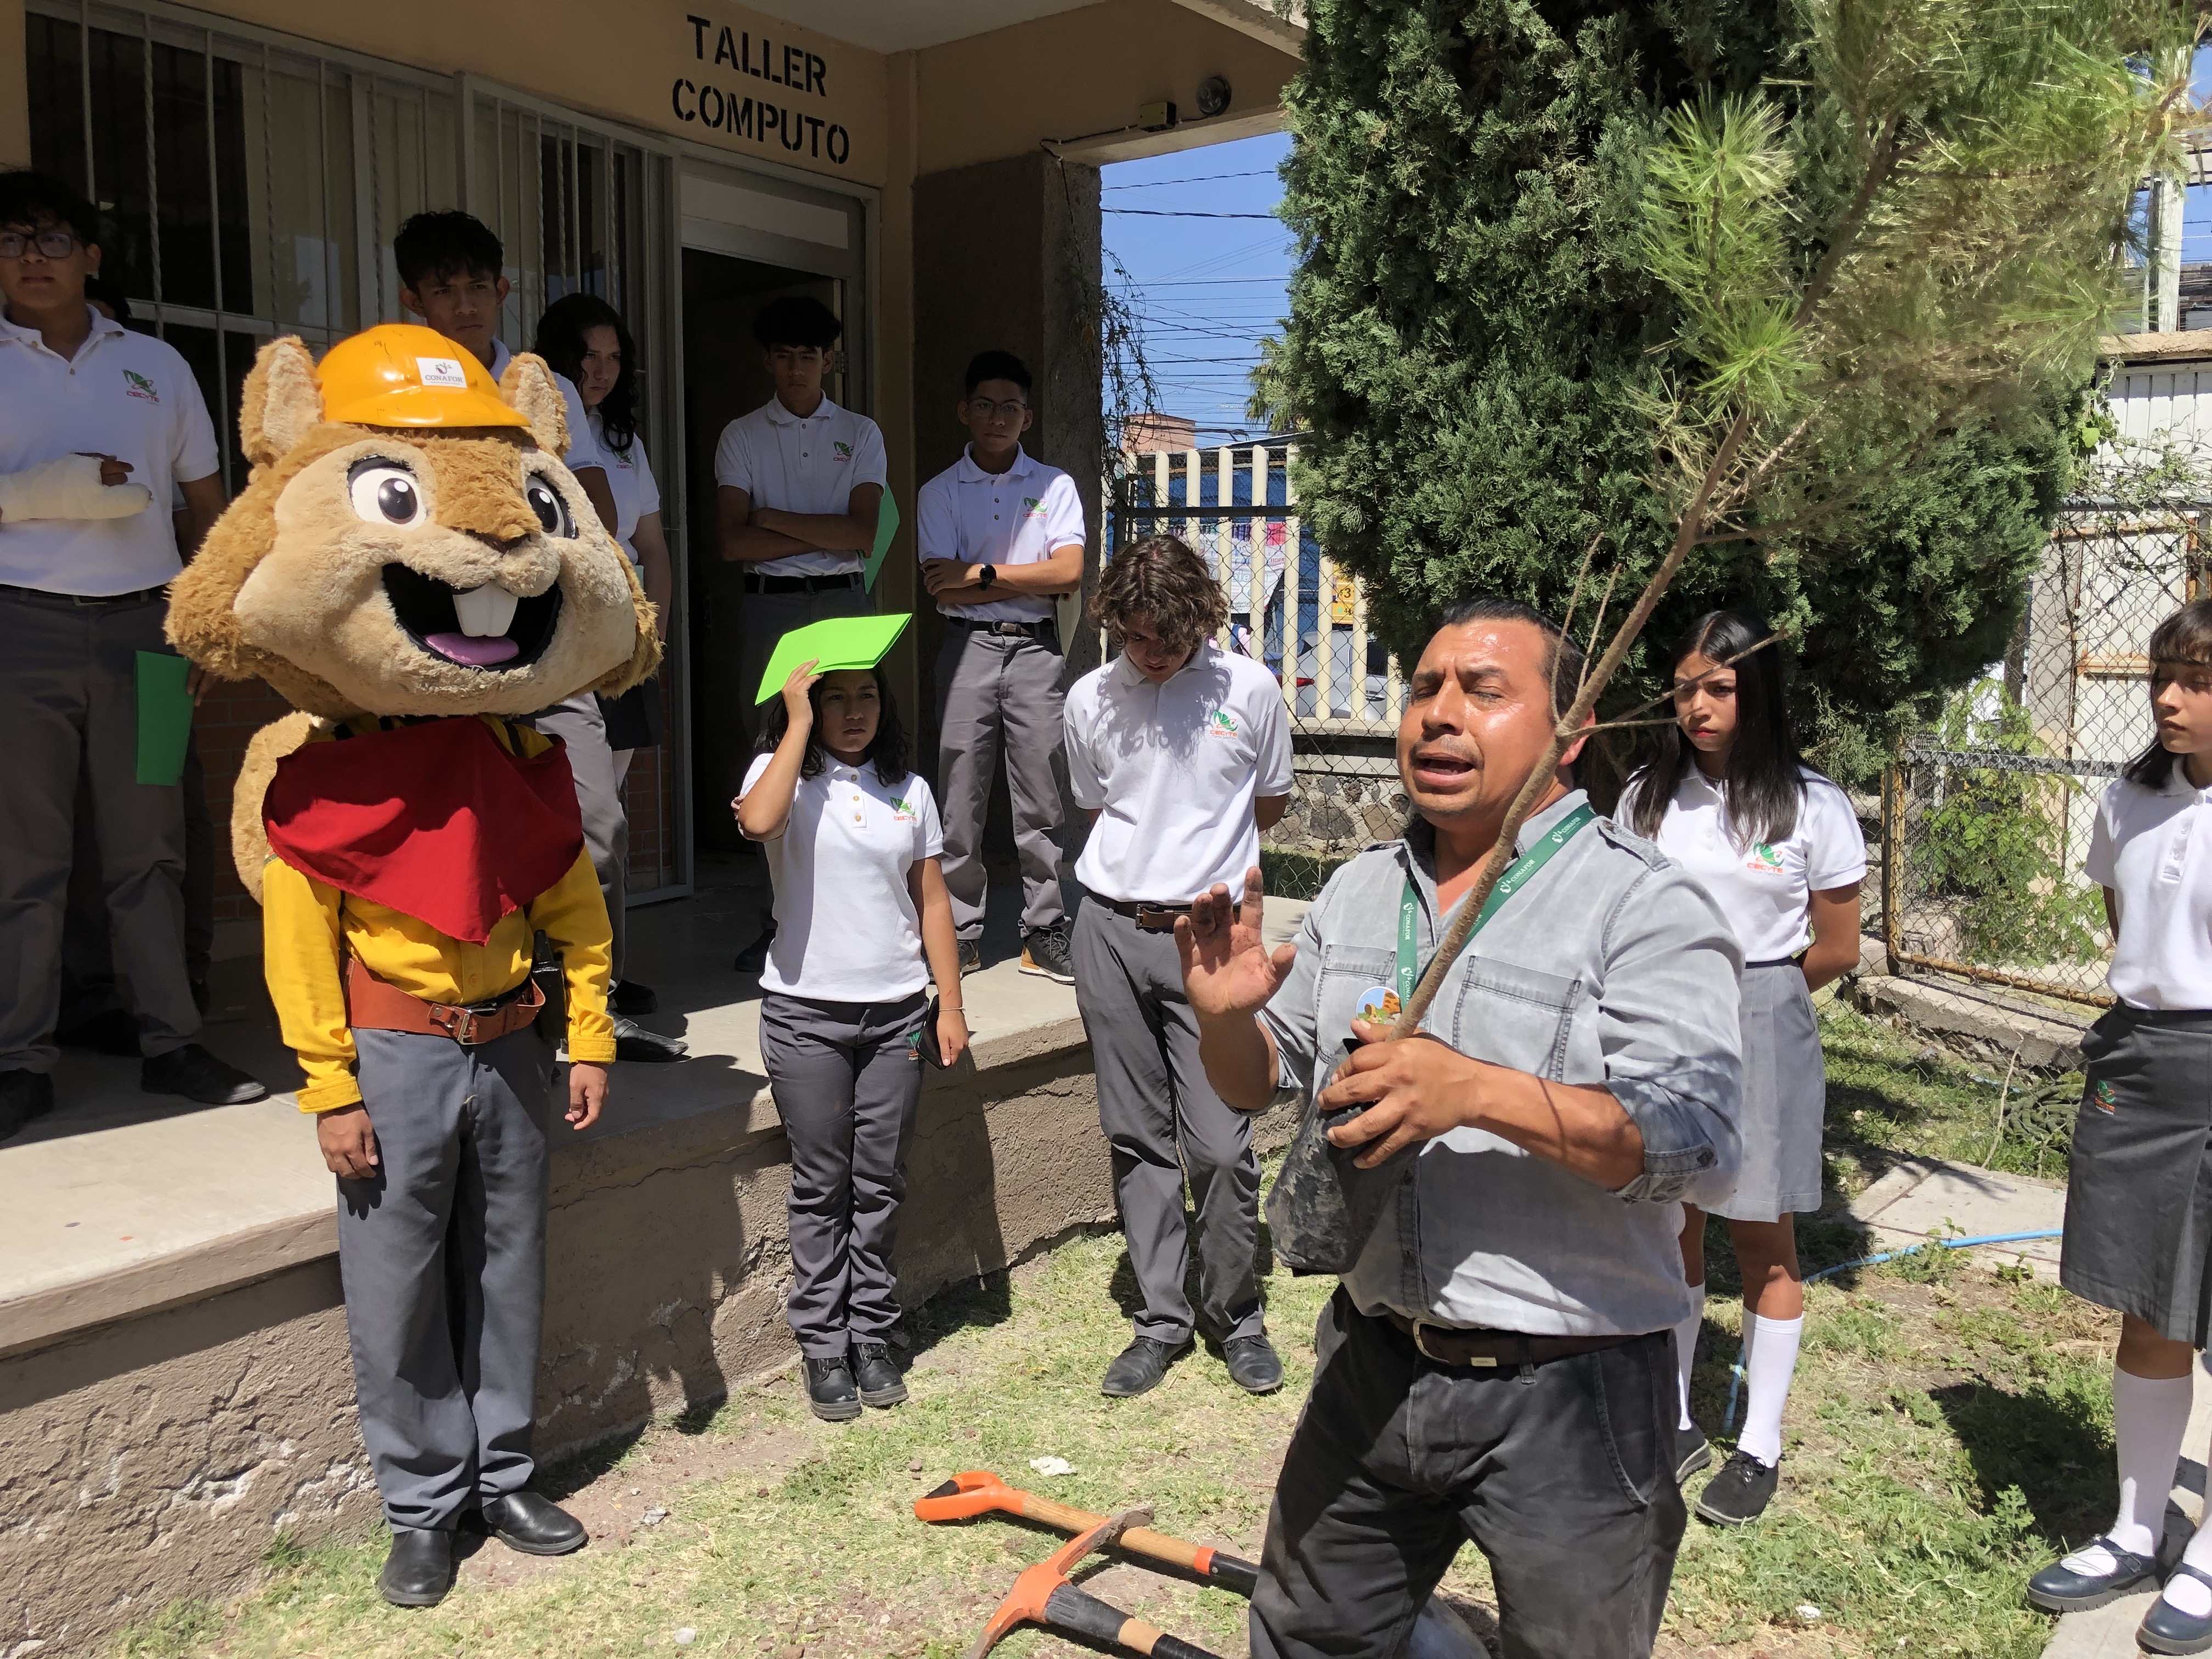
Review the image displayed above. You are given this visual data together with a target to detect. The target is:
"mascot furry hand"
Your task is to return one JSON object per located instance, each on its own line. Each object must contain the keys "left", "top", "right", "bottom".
{"left": 168, "top": 324, "right": 659, "bottom": 1114}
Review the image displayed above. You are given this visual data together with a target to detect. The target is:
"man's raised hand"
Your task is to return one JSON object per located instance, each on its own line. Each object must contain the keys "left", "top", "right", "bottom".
{"left": 1176, "top": 867, "right": 1296, "bottom": 1019}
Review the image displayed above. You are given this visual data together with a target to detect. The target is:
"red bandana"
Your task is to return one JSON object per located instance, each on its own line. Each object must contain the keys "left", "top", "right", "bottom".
{"left": 264, "top": 716, "right": 585, "bottom": 944}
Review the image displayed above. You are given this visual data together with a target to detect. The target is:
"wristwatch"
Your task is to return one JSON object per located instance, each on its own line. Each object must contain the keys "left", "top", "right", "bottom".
{"left": 977, "top": 563, "right": 997, "bottom": 591}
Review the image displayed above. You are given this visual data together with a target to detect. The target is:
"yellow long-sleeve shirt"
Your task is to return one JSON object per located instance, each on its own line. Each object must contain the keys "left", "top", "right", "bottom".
{"left": 260, "top": 722, "right": 618, "bottom": 1113}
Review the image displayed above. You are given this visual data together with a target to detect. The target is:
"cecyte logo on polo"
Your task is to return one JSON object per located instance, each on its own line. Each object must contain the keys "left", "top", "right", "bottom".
{"left": 1023, "top": 496, "right": 1045, "bottom": 516}
{"left": 1207, "top": 710, "right": 1238, "bottom": 738}
{"left": 833, "top": 440, "right": 853, "bottom": 460}
{"left": 1745, "top": 842, "right": 1784, "bottom": 874}
{"left": 122, "top": 368, "right": 159, "bottom": 402}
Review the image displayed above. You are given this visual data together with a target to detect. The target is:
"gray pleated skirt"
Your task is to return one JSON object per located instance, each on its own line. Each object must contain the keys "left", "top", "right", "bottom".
{"left": 1713, "top": 962, "right": 1826, "bottom": 1222}
{"left": 2061, "top": 1005, "right": 2212, "bottom": 1347}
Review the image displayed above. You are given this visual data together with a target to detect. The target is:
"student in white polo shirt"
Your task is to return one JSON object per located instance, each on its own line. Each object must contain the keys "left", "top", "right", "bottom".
{"left": 2029, "top": 596, "right": 2212, "bottom": 1654}
{"left": 917, "top": 350, "right": 1085, "bottom": 985}
{"left": 0, "top": 171, "right": 267, "bottom": 1139}
{"left": 716, "top": 295, "right": 888, "bottom": 972}
{"left": 1062, "top": 534, "right": 1293, "bottom": 1400}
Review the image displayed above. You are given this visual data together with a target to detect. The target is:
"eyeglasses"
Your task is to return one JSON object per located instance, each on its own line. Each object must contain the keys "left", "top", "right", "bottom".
{"left": 968, "top": 398, "right": 1028, "bottom": 421}
{"left": 0, "top": 229, "right": 83, "bottom": 259}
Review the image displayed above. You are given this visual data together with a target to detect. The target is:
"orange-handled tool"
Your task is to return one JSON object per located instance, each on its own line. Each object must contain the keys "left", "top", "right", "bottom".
{"left": 966, "top": 1508, "right": 1227, "bottom": 1659}
{"left": 916, "top": 1470, "right": 1260, "bottom": 1597}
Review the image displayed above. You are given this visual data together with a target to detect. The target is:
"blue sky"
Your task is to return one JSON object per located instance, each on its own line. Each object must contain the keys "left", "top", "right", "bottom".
{"left": 1101, "top": 130, "right": 1293, "bottom": 445}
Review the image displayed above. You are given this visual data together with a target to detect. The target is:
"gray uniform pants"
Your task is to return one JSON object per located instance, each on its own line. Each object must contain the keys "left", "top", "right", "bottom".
{"left": 1071, "top": 902, "right": 1263, "bottom": 1345}
{"left": 737, "top": 578, "right": 871, "bottom": 754}
{"left": 1251, "top": 1291, "right": 1684, "bottom": 1659}
{"left": 759, "top": 990, "right": 928, "bottom": 1359}
{"left": 526, "top": 693, "right": 628, "bottom": 985}
{"left": 336, "top": 1025, "right": 553, "bottom": 1532}
{"left": 934, "top": 623, "right": 1066, "bottom": 940}
{"left": 0, "top": 588, "right": 198, "bottom": 1071}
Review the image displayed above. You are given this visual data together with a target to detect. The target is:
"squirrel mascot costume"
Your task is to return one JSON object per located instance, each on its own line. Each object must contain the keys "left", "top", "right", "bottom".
{"left": 167, "top": 323, "right": 658, "bottom": 1607}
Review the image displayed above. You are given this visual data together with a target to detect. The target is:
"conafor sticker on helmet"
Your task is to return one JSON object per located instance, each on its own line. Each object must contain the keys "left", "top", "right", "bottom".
{"left": 415, "top": 357, "right": 470, "bottom": 388}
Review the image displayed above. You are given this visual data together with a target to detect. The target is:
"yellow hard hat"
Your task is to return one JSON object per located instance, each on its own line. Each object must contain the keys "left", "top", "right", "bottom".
{"left": 317, "top": 323, "right": 529, "bottom": 431}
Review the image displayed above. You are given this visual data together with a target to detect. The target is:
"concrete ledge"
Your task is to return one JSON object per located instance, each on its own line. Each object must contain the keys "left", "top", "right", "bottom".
{"left": 1849, "top": 973, "right": 2093, "bottom": 1071}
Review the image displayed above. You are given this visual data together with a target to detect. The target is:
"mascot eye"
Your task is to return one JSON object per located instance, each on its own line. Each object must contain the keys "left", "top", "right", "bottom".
{"left": 347, "top": 466, "right": 422, "bottom": 527}
{"left": 526, "top": 478, "right": 574, "bottom": 538}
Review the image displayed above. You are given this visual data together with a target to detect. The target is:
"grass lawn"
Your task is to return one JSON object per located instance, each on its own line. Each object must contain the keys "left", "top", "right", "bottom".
{"left": 119, "top": 1000, "right": 2112, "bottom": 1659}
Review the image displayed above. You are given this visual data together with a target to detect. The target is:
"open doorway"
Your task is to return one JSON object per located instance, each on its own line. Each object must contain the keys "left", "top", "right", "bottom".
{"left": 681, "top": 247, "right": 843, "bottom": 856}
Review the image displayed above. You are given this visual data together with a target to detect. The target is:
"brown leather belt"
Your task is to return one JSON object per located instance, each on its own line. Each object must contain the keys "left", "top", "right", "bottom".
{"left": 346, "top": 956, "right": 544, "bottom": 1046}
{"left": 1107, "top": 898, "right": 1190, "bottom": 932}
{"left": 1380, "top": 1309, "right": 1647, "bottom": 1370}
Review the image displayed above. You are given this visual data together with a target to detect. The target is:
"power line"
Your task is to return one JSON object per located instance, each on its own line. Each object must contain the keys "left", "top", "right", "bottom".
{"left": 1105, "top": 208, "right": 1281, "bottom": 220}
{"left": 1103, "top": 169, "right": 1280, "bottom": 189}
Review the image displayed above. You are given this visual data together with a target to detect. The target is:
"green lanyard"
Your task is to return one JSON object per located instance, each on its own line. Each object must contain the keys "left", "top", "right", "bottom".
{"left": 1395, "top": 803, "right": 1598, "bottom": 1005}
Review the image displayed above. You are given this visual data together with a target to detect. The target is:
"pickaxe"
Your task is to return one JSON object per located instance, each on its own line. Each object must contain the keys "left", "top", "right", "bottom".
{"left": 918, "top": 1470, "right": 1260, "bottom": 1596}
{"left": 966, "top": 1506, "right": 1227, "bottom": 1659}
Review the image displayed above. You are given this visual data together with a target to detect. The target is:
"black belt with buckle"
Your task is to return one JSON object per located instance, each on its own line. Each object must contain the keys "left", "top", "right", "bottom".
{"left": 743, "top": 570, "right": 863, "bottom": 595}
{"left": 951, "top": 616, "right": 1058, "bottom": 639}
{"left": 1108, "top": 898, "right": 1192, "bottom": 933}
{"left": 0, "top": 581, "right": 169, "bottom": 606}
{"left": 1380, "top": 1309, "right": 1646, "bottom": 1370}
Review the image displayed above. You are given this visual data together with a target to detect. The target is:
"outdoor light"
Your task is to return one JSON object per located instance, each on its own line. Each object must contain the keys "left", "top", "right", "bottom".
{"left": 1196, "top": 76, "right": 1232, "bottom": 117}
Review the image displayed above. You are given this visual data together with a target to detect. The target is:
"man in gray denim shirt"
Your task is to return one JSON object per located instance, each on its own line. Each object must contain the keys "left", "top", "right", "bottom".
{"left": 1181, "top": 596, "right": 1741, "bottom": 1659}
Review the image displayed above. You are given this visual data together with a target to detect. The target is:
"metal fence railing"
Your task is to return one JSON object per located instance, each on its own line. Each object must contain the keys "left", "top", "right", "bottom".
{"left": 1878, "top": 505, "right": 2208, "bottom": 1007}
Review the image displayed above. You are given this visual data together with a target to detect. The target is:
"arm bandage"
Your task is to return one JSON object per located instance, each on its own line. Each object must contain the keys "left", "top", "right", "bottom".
{"left": 0, "top": 454, "right": 155, "bottom": 522}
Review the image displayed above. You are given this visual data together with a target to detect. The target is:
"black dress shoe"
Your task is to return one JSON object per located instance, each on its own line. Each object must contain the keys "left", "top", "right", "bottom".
{"left": 610, "top": 979, "right": 658, "bottom": 1017}
{"left": 1101, "top": 1336, "right": 1191, "bottom": 1398}
{"left": 2025, "top": 1534, "right": 2162, "bottom": 1612}
{"left": 853, "top": 1340, "right": 907, "bottom": 1408}
{"left": 1674, "top": 1425, "right": 1713, "bottom": 1483}
{"left": 2140, "top": 1564, "right": 2212, "bottom": 1654}
{"left": 1223, "top": 1334, "right": 1284, "bottom": 1394}
{"left": 612, "top": 1016, "right": 687, "bottom": 1063}
{"left": 141, "top": 1043, "right": 268, "bottom": 1105}
{"left": 804, "top": 1355, "right": 862, "bottom": 1421}
{"left": 1695, "top": 1451, "right": 1779, "bottom": 1525}
{"left": 378, "top": 1527, "right": 456, "bottom": 1607}
{"left": 478, "top": 1491, "right": 586, "bottom": 1556}
{"left": 0, "top": 1070, "right": 56, "bottom": 1144}
{"left": 56, "top": 1008, "right": 140, "bottom": 1057}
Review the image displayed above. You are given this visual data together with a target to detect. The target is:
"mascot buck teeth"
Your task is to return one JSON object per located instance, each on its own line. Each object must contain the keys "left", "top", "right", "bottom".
{"left": 167, "top": 323, "right": 658, "bottom": 1607}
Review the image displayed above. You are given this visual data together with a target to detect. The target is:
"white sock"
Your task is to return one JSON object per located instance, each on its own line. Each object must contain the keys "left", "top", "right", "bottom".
{"left": 2168, "top": 1508, "right": 2212, "bottom": 1618}
{"left": 1736, "top": 1313, "right": 1803, "bottom": 1468}
{"left": 2064, "top": 1366, "right": 2191, "bottom": 1575}
{"left": 1671, "top": 1290, "right": 1705, "bottom": 1432}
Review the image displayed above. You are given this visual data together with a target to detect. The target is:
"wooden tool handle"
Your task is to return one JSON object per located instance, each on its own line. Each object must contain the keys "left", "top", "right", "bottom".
{"left": 1014, "top": 1492, "right": 1258, "bottom": 1589}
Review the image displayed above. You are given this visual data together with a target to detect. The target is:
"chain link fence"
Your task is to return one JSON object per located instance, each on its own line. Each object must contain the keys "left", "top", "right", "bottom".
{"left": 1111, "top": 438, "right": 1407, "bottom": 900}
{"left": 1878, "top": 504, "right": 2207, "bottom": 1006}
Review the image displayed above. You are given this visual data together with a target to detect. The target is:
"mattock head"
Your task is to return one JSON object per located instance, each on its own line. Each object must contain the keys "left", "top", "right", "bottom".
{"left": 964, "top": 1506, "right": 1154, "bottom": 1659}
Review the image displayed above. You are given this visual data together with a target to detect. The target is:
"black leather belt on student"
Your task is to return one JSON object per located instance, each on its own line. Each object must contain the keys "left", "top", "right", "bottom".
{"left": 1108, "top": 899, "right": 1191, "bottom": 932}
{"left": 1744, "top": 953, "right": 1807, "bottom": 970}
{"left": 742, "top": 571, "right": 862, "bottom": 595}
{"left": 949, "top": 616, "right": 1058, "bottom": 639}
{"left": 1379, "top": 1309, "right": 1646, "bottom": 1370}
{"left": 0, "top": 581, "right": 169, "bottom": 606}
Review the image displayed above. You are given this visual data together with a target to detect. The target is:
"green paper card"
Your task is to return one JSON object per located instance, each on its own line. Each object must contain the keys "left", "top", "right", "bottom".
{"left": 864, "top": 492, "right": 900, "bottom": 592}
{"left": 134, "top": 651, "right": 193, "bottom": 786}
{"left": 755, "top": 613, "right": 912, "bottom": 703}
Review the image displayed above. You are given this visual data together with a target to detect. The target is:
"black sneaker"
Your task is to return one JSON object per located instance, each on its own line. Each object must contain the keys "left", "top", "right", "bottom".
{"left": 733, "top": 920, "right": 777, "bottom": 975}
{"left": 2025, "top": 1534, "right": 2162, "bottom": 1613}
{"left": 1675, "top": 1425, "right": 1712, "bottom": 1483}
{"left": 610, "top": 979, "right": 658, "bottom": 1017}
{"left": 1020, "top": 926, "right": 1075, "bottom": 984}
{"left": 853, "top": 1341, "right": 907, "bottom": 1408}
{"left": 803, "top": 1355, "right": 862, "bottom": 1422}
{"left": 1223, "top": 1334, "right": 1284, "bottom": 1394}
{"left": 1101, "top": 1336, "right": 1191, "bottom": 1398}
{"left": 957, "top": 940, "right": 983, "bottom": 976}
{"left": 612, "top": 1015, "right": 687, "bottom": 1063}
{"left": 142, "top": 1043, "right": 268, "bottom": 1105}
{"left": 1695, "top": 1451, "right": 1779, "bottom": 1525}
{"left": 0, "top": 1069, "right": 57, "bottom": 1144}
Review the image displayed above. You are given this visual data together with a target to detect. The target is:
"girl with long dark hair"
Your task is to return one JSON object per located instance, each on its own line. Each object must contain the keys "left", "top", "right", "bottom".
{"left": 1621, "top": 610, "right": 1866, "bottom": 1525}
{"left": 735, "top": 657, "right": 967, "bottom": 1423}
{"left": 2028, "top": 599, "right": 2212, "bottom": 1653}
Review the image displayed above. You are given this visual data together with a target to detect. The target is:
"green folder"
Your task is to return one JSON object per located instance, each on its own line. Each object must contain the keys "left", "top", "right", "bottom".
{"left": 755, "top": 613, "right": 912, "bottom": 703}
{"left": 863, "top": 492, "right": 900, "bottom": 592}
{"left": 134, "top": 651, "right": 193, "bottom": 786}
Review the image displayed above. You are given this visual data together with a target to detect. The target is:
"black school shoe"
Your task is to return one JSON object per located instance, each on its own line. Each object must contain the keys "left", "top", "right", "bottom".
{"left": 1224, "top": 1334, "right": 1284, "bottom": 1394}
{"left": 1101, "top": 1336, "right": 1192, "bottom": 1398}
{"left": 2140, "top": 1565, "right": 2212, "bottom": 1654}
{"left": 853, "top": 1341, "right": 908, "bottom": 1408}
{"left": 479, "top": 1491, "right": 586, "bottom": 1556}
{"left": 142, "top": 1043, "right": 268, "bottom": 1105}
{"left": 378, "top": 1527, "right": 456, "bottom": 1607}
{"left": 2025, "top": 1536, "right": 2162, "bottom": 1612}
{"left": 612, "top": 1016, "right": 687, "bottom": 1063}
{"left": 1695, "top": 1451, "right": 1779, "bottom": 1525}
{"left": 804, "top": 1355, "right": 862, "bottom": 1422}
{"left": 1675, "top": 1425, "right": 1713, "bottom": 1484}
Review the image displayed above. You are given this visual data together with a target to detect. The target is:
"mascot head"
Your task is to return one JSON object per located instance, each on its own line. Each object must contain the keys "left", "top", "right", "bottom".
{"left": 169, "top": 323, "right": 658, "bottom": 720}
